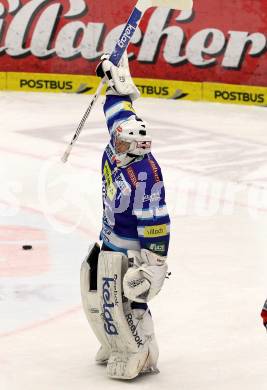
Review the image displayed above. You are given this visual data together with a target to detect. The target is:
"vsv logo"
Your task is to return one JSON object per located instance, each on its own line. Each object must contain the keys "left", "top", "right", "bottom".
{"left": 102, "top": 277, "right": 118, "bottom": 335}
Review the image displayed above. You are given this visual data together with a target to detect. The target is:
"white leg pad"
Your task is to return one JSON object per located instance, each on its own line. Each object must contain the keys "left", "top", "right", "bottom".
{"left": 98, "top": 251, "right": 150, "bottom": 379}
{"left": 107, "top": 308, "right": 159, "bottom": 379}
{"left": 81, "top": 247, "right": 156, "bottom": 379}
{"left": 80, "top": 244, "right": 111, "bottom": 363}
{"left": 136, "top": 309, "right": 159, "bottom": 374}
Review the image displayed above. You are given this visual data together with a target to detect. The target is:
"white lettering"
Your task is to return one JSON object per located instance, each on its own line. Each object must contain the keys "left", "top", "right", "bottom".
{"left": 138, "top": 8, "right": 186, "bottom": 64}
{"left": 31, "top": 3, "right": 61, "bottom": 57}
{"left": 65, "top": 0, "right": 87, "bottom": 18}
{"left": 7, "top": 0, "right": 21, "bottom": 13}
{"left": 5, "top": 0, "right": 46, "bottom": 56}
{"left": 187, "top": 28, "right": 225, "bottom": 66}
{"left": 56, "top": 21, "right": 86, "bottom": 59}
{"left": 222, "top": 31, "right": 266, "bottom": 68}
{"left": 0, "top": 1, "right": 265, "bottom": 71}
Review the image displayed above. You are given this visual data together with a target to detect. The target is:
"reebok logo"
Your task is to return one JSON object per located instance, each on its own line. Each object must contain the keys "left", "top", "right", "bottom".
{"left": 126, "top": 313, "right": 144, "bottom": 348}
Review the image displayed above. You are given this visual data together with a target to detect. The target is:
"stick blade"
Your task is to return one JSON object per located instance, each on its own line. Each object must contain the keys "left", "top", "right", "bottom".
{"left": 61, "top": 151, "right": 69, "bottom": 164}
{"left": 61, "top": 145, "right": 72, "bottom": 163}
{"left": 151, "top": 0, "right": 193, "bottom": 10}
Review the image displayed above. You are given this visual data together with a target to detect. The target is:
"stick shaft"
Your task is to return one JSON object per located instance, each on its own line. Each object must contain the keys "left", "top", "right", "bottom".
{"left": 108, "top": 0, "right": 193, "bottom": 66}
{"left": 109, "top": 7, "right": 143, "bottom": 66}
{"left": 73, "top": 79, "right": 105, "bottom": 144}
{"left": 61, "top": 79, "right": 105, "bottom": 163}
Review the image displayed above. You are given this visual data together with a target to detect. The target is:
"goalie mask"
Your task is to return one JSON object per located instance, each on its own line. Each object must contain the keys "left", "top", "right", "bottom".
{"left": 113, "top": 118, "right": 152, "bottom": 167}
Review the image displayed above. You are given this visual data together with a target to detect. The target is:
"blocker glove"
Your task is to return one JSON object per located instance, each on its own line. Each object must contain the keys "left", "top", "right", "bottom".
{"left": 123, "top": 249, "right": 168, "bottom": 303}
{"left": 96, "top": 52, "right": 140, "bottom": 101}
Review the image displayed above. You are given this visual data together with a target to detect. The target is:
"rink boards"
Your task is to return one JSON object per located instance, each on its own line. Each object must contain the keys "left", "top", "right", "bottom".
{"left": 0, "top": 72, "right": 266, "bottom": 107}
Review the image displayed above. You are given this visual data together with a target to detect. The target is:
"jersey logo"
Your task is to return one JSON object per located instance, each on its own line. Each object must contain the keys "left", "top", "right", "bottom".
{"left": 115, "top": 171, "right": 131, "bottom": 195}
{"left": 126, "top": 166, "right": 138, "bottom": 188}
{"left": 143, "top": 192, "right": 161, "bottom": 203}
{"left": 103, "top": 161, "right": 116, "bottom": 201}
{"left": 144, "top": 224, "right": 167, "bottom": 238}
{"left": 147, "top": 242, "right": 166, "bottom": 254}
{"left": 148, "top": 159, "right": 161, "bottom": 183}
{"left": 106, "top": 144, "right": 115, "bottom": 163}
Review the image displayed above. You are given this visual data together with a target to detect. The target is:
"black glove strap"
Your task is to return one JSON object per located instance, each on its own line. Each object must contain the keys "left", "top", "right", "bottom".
{"left": 96, "top": 63, "right": 113, "bottom": 83}
{"left": 96, "top": 62, "right": 105, "bottom": 78}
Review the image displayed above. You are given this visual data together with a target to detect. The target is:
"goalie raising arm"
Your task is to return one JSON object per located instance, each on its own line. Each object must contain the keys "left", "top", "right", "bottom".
{"left": 97, "top": 52, "right": 170, "bottom": 256}
{"left": 98, "top": 52, "right": 171, "bottom": 300}
{"left": 81, "top": 51, "right": 170, "bottom": 380}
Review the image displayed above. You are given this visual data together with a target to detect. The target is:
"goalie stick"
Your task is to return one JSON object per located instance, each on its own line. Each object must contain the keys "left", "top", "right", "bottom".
{"left": 61, "top": 0, "right": 193, "bottom": 163}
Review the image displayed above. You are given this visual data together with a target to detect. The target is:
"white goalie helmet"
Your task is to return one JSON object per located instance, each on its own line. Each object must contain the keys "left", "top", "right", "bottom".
{"left": 114, "top": 118, "right": 152, "bottom": 167}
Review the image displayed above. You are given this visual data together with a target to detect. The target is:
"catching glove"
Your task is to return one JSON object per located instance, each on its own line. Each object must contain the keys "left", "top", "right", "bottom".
{"left": 123, "top": 249, "right": 168, "bottom": 303}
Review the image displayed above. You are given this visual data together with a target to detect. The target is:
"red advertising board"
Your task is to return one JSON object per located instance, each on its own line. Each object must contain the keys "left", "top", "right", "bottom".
{"left": 0, "top": 0, "right": 266, "bottom": 86}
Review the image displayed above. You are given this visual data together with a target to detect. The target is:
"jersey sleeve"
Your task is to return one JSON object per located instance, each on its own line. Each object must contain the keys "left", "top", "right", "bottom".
{"left": 103, "top": 95, "right": 140, "bottom": 135}
{"left": 132, "top": 162, "right": 170, "bottom": 257}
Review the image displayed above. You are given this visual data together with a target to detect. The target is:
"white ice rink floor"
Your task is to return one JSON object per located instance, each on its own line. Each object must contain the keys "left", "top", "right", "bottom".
{"left": 0, "top": 91, "right": 267, "bottom": 390}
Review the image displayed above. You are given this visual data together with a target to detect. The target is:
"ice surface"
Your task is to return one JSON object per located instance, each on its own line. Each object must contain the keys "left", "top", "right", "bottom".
{"left": 0, "top": 91, "right": 266, "bottom": 389}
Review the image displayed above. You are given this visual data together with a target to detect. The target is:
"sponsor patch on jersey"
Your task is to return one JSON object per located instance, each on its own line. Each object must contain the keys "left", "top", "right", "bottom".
{"left": 143, "top": 191, "right": 161, "bottom": 203}
{"left": 144, "top": 224, "right": 167, "bottom": 238}
{"left": 103, "top": 161, "right": 116, "bottom": 200}
{"left": 114, "top": 171, "right": 131, "bottom": 196}
{"left": 126, "top": 166, "right": 138, "bottom": 188}
{"left": 105, "top": 144, "right": 115, "bottom": 163}
{"left": 148, "top": 159, "right": 161, "bottom": 183}
{"left": 147, "top": 242, "right": 166, "bottom": 254}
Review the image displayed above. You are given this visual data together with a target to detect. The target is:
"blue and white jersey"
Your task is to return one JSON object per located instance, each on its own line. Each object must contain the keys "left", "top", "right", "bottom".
{"left": 100, "top": 95, "right": 170, "bottom": 256}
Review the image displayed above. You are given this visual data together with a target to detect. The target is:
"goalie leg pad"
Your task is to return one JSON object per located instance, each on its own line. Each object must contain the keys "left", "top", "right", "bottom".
{"left": 136, "top": 309, "right": 159, "bottom": 374}
{"left": 81, "top": 248, "right": 153, "bottom": 378}
{"left": 80, "top": 243, "right": 111, "bottom": 364}
{"left": 98, "top": 251, "right": 150, "bottom": 379}
{"left": 107, "top": 309, "right": 159, "bottom": 378}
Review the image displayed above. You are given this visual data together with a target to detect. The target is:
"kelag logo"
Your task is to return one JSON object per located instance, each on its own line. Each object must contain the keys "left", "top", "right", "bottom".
{"left": 118, "top": 24, "right": 136, "bottom": 49}
{"left": 102, "top": 276, "right": 118, "bottom": 335}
